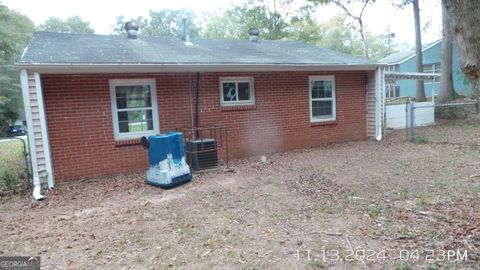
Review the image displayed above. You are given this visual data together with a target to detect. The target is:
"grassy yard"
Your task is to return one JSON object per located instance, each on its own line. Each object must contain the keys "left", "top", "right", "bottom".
{"left": 0, "top": 121, "right": 479, "bottom": 269}
{"left": 0, "top": 137, "right": 29, "bottom": 193}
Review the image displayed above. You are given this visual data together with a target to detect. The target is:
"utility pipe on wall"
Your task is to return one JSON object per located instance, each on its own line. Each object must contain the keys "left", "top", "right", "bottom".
{"left": 194, "top": 72, "right": 200, "bottom": 139}
{"left": 188, "top": 73, "right": 195, "bottom": 129}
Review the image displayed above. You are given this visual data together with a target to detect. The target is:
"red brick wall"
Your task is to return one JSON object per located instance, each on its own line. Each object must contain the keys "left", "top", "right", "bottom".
{"left": 41, "top": 71, "right": 367, "bottom": 182}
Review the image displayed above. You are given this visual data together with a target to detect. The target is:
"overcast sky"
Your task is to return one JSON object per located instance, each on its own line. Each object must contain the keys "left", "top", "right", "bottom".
{"left": 2, "top": 0, "right": 441, "bottom": 47}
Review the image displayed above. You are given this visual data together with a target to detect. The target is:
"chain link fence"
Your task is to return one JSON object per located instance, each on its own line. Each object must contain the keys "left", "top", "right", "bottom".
{"left": 0, "top": 136, "right": 31, "bottom": 194}
{"left": 406, "top": 100, "right": 480, "bottom": 145}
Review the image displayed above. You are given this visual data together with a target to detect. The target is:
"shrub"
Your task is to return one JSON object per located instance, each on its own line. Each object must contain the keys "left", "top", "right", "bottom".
{"left": 0, "top": 168, "right": 19, "bottom": 193}
{"left": 435, "top": 106, "right": 468, "bottom": 120}
{"left": 0, "top": 168, "right": 29, "bottom": 194}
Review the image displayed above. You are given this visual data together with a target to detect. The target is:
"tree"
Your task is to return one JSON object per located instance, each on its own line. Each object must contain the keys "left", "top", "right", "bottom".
{"left": 443, "top": 0, "right": 480, "bottom": 111}
{"left": 0, "top": 4, "right": 34, "bottom": 135}
{"left": 292, "top": 14, "right": 395, "bottom": 61}
{"left": 37, "top": 16, "right": 95, "bottom": 34}
{"left": 112, "top": 9, "right": 200, "bottom": 38}
{"left": 310, "top": 0, "right": 374, "bottom": 59}
{"left": 202, "top": 11, "right": 244, "bottom": 39}
{"left": 438, "top": 0, "right": 458, "bottom": 102}
{"left": 411, "top": 0, "right": 426, "bottom": 101}
{"left": 396, "top": 0, "right": 426, "bottom": 101}
{"left": 313, "top": 15, "right": 355, "bottom": 53}
{"left": 203, "top": 0, "right": 294, "bottom": 40}
{"left": 0, "top": 5, "right": 34, "bottom": 61}
{"left": 287, "top": 12, "right": 325, "bottom": 44}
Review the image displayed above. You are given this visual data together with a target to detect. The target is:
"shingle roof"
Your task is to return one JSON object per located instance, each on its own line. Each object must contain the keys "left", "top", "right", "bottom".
{"left": 379, "top": 50, "right": 414, "bottom": 64}
{"left": 379, "top": 39, "right": 441, "bottom": 64}
{"left": 19, "top": 32, "right": 376, "bottom": 67}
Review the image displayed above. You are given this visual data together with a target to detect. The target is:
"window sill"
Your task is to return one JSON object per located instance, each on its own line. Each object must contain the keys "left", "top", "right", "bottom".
{"left": 310, "top": 120, "right": 337, "bottom": 127}
{"left": 114, "top": 138, "right": 142, "bottom": 147}
{"left": 221, "top": 104, "right": 256, "bottom": 111}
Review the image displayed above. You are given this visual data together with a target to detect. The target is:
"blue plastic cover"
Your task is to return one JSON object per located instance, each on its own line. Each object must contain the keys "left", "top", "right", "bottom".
{"left": 147, "top": 132, "right": 186, "bottom": 166}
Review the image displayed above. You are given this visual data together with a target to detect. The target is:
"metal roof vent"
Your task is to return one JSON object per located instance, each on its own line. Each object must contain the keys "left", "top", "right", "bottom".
{"left": 248, "top": 28, "right": 260, "bottom": 43}
{"left": 181, "top": 17, "right": 187, "bottom": 41}
{"left": 124, "top": 21, "right": 139, "bottom": 39}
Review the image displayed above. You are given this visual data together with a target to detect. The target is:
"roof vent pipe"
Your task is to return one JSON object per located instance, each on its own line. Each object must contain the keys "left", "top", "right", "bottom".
{"left": 124, "top": 21, "right": 139, "bottom": 39}
{"left": 181, "top": 17, "right": 187, "bottom": 41}
{"left": 248, "top": 28, "right": 260, "bottom": 43}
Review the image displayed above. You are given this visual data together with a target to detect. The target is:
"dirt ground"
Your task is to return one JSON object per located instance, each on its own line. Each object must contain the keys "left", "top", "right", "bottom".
{"left": 1, "top": 120, "right": 479, "bottom": 270}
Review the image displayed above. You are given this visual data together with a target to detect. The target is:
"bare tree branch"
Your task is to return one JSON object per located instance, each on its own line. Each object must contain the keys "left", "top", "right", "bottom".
{"left": 359, "top": 0, "right": 371, "bottom": 18}
{"left": 329, "top": 0, "right": 371, "bottom": 58}
{"left": 331, "top": 0, "right": 358, "bottom": 20}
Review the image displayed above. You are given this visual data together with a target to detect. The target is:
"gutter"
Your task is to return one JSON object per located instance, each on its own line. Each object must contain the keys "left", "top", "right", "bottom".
{"left": 20, "top": 70, "right": 44, "bottom": 200}
{"left": 375, "top": 67, "right": 384, "bottom": 141}
{"left": 15, "top": 63, "right": 383, "bottom": 74}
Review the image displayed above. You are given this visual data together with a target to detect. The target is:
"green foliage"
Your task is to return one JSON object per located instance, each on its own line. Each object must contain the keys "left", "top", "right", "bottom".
{"left": 203, "top": 0, "right": 294, "bottom": 40}
{"left": 456, "top": 69, "right": 472, "bottom": 86}
{"left": 0, "top": 89, "right": 20, "bottom": 135}
{"left": 397, "top": 261, "right": 410, "bottom": 270}
{"left": 0, "top": 138, "right": 29, "bottom": 194}
{"left": 0, "top": 5, "right": 35, "bottom": 61}
{"left": 37, "top": 16, "right": 95, "bottom": 34}
{"left": 436, "top": 106, "right": 468, "bottom": 120}
{"left": 366, "top": 203, "right": 386, "bottom": 218}
{"left": 293, "top": 14, "right": 395, "bottom": 61}
{"left": 0, "top": 4, "right": 34, "bottom": 135}
{"left": 311, "top": 14, "right": 352, "bottom": 52}
{"left": 203, "top": 3, "right": 395, "bottom": 61}
{"left": 426, "top": 262, "right": 440, "bottom": 270}
{"left": 410, "top": 135, "right": 429, "bottom": 144}
{"left": 0, "top": 168, "right": 19, "bottom": 193}
{"left": 112, "top": 9, "right": 200, "bottom": 38}
{"left": 287, "top": 14, "right": 324, "bottom": 44}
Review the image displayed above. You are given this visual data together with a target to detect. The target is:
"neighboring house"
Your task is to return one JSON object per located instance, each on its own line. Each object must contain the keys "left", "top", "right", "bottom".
{"left": 17, "top": 31, "right": 384, "bottom": 187}
{"left": 380, "top": 39, "right": 470, "bottom": 98}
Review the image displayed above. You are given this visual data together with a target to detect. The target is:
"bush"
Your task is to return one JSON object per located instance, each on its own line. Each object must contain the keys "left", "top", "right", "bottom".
{"left": 435, "top": 106, "right": 468, "bottom": 120}
{"left": 0, "top": 168, "right": 19, "bottom": 193}
{"left": 0, "top": 168, "right": 29, "bottom": 194}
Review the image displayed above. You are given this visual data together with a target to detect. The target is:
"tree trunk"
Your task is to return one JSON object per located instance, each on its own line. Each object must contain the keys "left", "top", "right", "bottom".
{"left": 438, "top": 0, "right": 458, "bottom": 103}
{"left": 413, "top": 0, "right": 426, "bottom": 101}
{"left": 444, "top": 0, "right": 480, "bottom": 110}
{"left": 358, "top": 18, "right": 369, "bottom": 59}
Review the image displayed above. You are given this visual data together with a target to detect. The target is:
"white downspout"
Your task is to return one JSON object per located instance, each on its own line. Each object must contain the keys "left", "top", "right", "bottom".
{"left": 20, "top": 70, "right": 44, "bottom": 200}
{"left": 32, "top": 176, "right": 44, "bottom": 200}
{"left": 35, "top": 73, "right": 55, "bottom": 189}
{"left": 375, "top": 67, "right": 384, "bottom": 141}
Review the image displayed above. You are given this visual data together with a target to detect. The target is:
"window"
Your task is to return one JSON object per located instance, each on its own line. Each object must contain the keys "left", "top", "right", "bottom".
{"left": 423, "top": 63, "right": 441, "bottom": 83}
{"left": 109, "top": 79, "right": 159, "bottom": 140}
{"left": 423, "top": 63, "right": 441, "bottom": 74}
{"left": 309, "top": 76, "right": 336, "bottom": 122}
{"left": 385, "top": 84, "right": 400, "bottom": 98}
{"left": 386, "top": 64, "right": 400, "bottom": 72}
{"left": 219, "top": 77, "right": 254, "bottom": 106}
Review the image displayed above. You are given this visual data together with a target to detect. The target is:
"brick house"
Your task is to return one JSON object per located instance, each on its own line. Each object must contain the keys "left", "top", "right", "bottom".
{"left": 17, "top": 31, "right": 385, "bottom": 189}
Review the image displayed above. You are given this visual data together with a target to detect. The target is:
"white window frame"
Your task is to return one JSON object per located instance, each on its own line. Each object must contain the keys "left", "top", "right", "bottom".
{"left": 309, "top": 75, "right": 336, "bottom": 123}
{"left": 109, "top": 79, "right": 160, "bottom": 140}
{"left": 423, "top": 63, "right": 441, "bottom": 84}
{"left": 219, "top": 77, "right": 255, "bottom": 106}
{"left": 385, "top": 83, "right": 400, "bottom": 98}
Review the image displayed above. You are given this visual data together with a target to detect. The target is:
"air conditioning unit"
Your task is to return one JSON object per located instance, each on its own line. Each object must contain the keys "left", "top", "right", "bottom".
{"left": 187, "top": 138, "right": 218, "bottom": 171}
